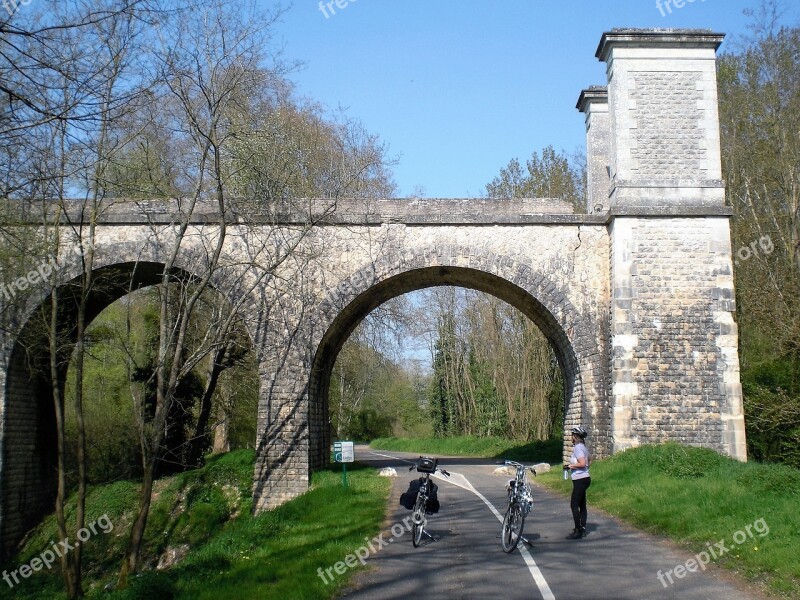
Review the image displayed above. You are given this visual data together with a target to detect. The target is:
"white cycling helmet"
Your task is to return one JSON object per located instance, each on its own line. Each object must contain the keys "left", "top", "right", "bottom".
{"left": 570, "top": 426, "right": 588, "bottom": 439}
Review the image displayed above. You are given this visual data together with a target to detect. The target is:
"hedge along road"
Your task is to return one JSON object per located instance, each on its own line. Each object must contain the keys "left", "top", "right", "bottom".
{"left": 337, "top": 446, "right": 764, "bottom": 600}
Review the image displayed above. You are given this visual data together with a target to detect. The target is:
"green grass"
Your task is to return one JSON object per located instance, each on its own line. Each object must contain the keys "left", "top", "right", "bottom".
{"left": 535, "top": 443, "right": 800, "bottom": 598}
{"left": 370, "top": 435, "right": 562, "bottom": 464}
{"left": 3, "top": 451, "right": 390, "bottom": 600}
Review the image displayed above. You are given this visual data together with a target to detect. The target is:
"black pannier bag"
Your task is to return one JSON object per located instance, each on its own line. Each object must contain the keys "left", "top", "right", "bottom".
{"left": 399, "top": 477, "right": 440, "bottom": 513}
{"left": 399, "top": 484, "right": 416, "bottom": 510}
{"left": 426, "top": 480, "right": 440, "bottom": 514}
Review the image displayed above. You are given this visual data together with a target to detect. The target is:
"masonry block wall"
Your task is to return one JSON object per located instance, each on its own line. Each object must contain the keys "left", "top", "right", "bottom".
{"left": 253, "top": 218, "right": 614, "bottom": 511}
{"left": 577, "top": 86, "right": 611, "bottom": 214}
{"left": 598, "top": 29, "right": 746, "bottom": 459}
{"left": 254, "top": 354, "right": 312, "bottom": 509}
{"left": 609, "top": 217, "right": 742, "bottom": 454}
{"left": 0, "top": 345, "right": 58, "bottom": 558}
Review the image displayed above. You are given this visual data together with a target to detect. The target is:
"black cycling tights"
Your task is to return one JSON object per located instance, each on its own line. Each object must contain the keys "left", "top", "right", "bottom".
{"left": 570, "top": 477, "right": 591, "bottom": 529}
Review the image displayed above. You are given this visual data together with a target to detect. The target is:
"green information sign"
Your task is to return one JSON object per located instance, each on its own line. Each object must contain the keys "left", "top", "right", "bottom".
{"left": 333, "top": 441, "right": 354, "bottom": 463}
{"left": 333, "top": 441, "right": 354, "bottom": 488}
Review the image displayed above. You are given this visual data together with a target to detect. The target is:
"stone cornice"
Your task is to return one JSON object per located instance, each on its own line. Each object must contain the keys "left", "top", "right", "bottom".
{"left": 596, "top": 28, "right": 725, "bottom": 62}
{"left": 577, "top": 86, "right": 608, "bottom": 113}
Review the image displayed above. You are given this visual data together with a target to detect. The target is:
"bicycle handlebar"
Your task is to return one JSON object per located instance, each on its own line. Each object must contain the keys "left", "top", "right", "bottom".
{"left": 408, "top": 463, "right": 450, "bottom": 477}
{"left": 503, "top": 460, "right": 537, "bottom": 476}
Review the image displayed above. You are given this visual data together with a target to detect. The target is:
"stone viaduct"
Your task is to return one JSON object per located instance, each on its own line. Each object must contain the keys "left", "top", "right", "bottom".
{"left": 0, "top": 29, "right": 745, "bottom": 558}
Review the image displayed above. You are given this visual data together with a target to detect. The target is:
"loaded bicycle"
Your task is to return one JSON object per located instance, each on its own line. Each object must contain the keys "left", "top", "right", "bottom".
{"left": 500, "top": 460, "right": 536, "bottom": 552}
{"left": 400, "top": 456, "right": 450, "bottom": 547}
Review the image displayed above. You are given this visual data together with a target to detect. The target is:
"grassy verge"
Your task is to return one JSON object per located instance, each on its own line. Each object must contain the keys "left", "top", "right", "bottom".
{"left": 3, "top": 451, "right": 390, "bottom": 600}
{"left": 370, "top": 435, "right": 562, "bottom": 464}
{"left": 535, "top": 443, "right": 799, "bottom": 598}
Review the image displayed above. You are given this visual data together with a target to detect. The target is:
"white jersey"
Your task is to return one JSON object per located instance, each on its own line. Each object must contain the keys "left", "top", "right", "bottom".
{"left": 570, "top": 442, "right": 590, "bottom": 480}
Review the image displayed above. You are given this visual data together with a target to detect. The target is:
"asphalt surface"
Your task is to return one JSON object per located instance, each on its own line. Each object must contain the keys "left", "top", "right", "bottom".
{"left": 334, "top": 446, "right": 763, "bottom": 600}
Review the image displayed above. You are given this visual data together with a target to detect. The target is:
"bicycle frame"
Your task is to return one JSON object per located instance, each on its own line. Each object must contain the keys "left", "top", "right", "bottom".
{"left": 506, "top": 462, "right": 534, "bottom": 516}
{"left": 500, "top": 460, "right": 535, "bottom": 552}
{"left": 407, "top": 458, "right": 449, "bottom": 546}
{"left": 412, "top": 473, "right": 432, "bottom": 524}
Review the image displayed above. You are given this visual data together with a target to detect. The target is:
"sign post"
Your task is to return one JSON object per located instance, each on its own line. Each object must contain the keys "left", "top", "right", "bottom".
{"left": 333, "top": 441, "right": 354, "bottom": 488}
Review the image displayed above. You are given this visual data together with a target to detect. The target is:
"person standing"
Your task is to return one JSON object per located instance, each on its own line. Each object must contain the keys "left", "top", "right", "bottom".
{"left": 565, "top": 426, "right": 591, "bottom": 539}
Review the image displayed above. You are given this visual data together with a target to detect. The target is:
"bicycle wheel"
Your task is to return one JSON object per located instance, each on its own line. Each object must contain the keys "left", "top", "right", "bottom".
{"left": 501, "top": 502, "right": 526, "bottom": 553}
{"left": 412, "top": 494, "right": 426, "bottom": 547}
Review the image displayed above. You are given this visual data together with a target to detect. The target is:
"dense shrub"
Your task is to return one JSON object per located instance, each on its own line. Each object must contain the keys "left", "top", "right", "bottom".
{"left": 743, "top": 383, "right": 800, "bottom": 468}
{"left": 345, "top": 408, "right": 394, "bottom": 441}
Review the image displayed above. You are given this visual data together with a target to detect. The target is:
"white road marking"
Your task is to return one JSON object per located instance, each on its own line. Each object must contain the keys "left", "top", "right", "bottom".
{"left": 368, "top": 451, "right": 416, "bottom": 465}
{"left": 367, "top": 450, "right": 556, "bottom": 600}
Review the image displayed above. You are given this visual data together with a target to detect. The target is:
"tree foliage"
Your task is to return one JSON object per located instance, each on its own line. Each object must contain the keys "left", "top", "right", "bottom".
{"left": 64, "top": 289, "right": 259, "bottom": 483}
{"left": 329, "top": 297, "right": 429, "bottom": 441}
{"left": 485, "top": 145, "right": 585, "bottom": 210}
{"left": 1, "top": 0, "right": 396, "bottom": 591}
{"left": 718, "top": 8, "right": 800, "bottom": 467}
{"left": 427, "top": 288, "right": 563, "bottom": 442}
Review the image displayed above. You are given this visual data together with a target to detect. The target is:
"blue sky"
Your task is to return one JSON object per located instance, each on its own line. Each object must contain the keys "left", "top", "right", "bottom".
{"left": 270, "top": 1, "right": 799, "bottom": 198}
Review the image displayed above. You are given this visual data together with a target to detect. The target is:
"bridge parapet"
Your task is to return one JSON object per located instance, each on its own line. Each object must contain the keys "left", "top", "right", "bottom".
{"left": 22, "top": 197, "right": 578, "bottom": 226}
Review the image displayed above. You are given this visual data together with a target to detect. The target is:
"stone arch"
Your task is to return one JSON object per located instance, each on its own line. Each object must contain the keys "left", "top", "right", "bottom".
{"left": 0, "top": 249, "right": 255, "bottom": 558}
{"left": 306, "top": 245, "right": 608, "bottom": 471}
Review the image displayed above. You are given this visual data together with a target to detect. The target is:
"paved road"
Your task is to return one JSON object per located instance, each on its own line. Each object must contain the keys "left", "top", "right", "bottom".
{"left": 335, "top": 447, "right": 763, "bottom": 600}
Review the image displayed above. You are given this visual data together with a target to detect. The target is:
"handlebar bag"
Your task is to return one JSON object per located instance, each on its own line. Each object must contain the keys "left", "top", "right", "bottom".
{"left": 417, "top": 457, "right": 437, "bottom": 473}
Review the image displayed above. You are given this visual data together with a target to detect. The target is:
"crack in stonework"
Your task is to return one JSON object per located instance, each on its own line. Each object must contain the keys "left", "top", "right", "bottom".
{"left": 571, "top": 226, "right": 583, "bottom": 278}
